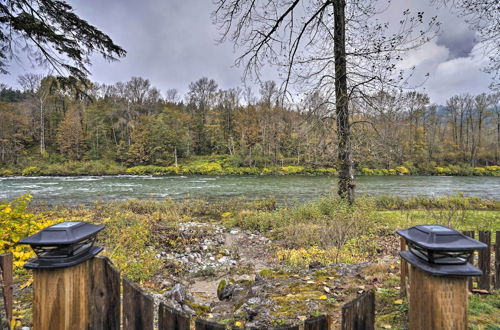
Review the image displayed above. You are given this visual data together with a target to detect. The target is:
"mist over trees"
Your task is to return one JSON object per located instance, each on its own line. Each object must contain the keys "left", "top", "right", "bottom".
{"left": 0, "top": 76, "right": 498, "bottom": 172}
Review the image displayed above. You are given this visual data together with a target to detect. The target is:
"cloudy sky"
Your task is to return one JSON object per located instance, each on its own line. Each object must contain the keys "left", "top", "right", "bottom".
{"left": 3, "top": 0, "right": 494, "bottom": 105}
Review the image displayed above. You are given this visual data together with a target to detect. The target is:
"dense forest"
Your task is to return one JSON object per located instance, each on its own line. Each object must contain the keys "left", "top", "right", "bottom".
{"left": 0, "top": 74, "right": 499, "bottom": 175}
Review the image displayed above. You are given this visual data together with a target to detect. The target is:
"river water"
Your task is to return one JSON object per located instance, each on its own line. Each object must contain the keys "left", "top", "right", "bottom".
{"left": 1, "top": 175, "right": 499, "bottom": 206}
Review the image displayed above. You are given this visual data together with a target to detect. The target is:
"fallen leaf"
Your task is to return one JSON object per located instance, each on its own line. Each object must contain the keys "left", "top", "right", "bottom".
{"left": 393, "top": 299, "right": 403, "bottom": 305}
{"left": 319, "top": 295, "right": 328, "bottom": 300}
{"left": 297, "top": 316, "right": 307, "bottom": 321}
{"left": 307, "top": 280, "right": 315, "bottom": 284}
{"left": 20, "top": 278, "right": 33, "bottom": 290}
{"left": 303, "top": 276, "right": 311, "bottom": 281}
{"left": 324, "top": 286, "right": 331, "bottom": 293}
{"left": 381, "top": 325, "right": 392, "bottom": 329}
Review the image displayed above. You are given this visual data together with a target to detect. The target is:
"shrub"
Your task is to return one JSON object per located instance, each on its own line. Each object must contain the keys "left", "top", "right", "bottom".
{"left": 280, "top": 166, "right": 305, "bottom": 174}
{"left": 0, "top": 169, "right": 13, "bottom": 176}
{"left": 394, "top": 166, "right": 410, "bottom": 175}
{"left": 21, "top": 166, "right": 41, "bottom": 176}
{"left": 0, "top": 195, "right": 58, "bottom": 270}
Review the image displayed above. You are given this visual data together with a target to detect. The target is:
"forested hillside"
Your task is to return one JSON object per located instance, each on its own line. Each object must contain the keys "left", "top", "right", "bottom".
{"left": 0, "top": 74, "right": 499, "bottom": 175}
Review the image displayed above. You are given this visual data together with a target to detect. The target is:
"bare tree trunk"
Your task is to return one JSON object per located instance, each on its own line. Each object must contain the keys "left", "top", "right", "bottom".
{"left": 40, "top": 99, "right": 45, "bottom": 154}
{"left": 333, "top": 0, "right": 354, "bottom": 204}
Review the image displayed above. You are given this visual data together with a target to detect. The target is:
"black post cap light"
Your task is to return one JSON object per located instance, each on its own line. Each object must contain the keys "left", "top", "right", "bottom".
{"left": 397, "top": 225, "right": 487, "bottom": 276}
{"left": 18, "top": 221, "right": 105, "bottom": 269}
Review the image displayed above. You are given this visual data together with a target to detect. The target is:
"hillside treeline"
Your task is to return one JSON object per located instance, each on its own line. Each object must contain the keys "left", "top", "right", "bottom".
{"left": 0, "top": 74, "right": 499, "bottom": 173}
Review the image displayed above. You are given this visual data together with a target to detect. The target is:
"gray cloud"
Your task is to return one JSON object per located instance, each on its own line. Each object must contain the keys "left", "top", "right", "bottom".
{"left": 1, "top": 0, "right": 494, "bottom": 105}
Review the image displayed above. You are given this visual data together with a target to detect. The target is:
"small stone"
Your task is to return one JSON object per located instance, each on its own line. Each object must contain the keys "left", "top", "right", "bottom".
{"left": 182, "top": 303, "right": 196, "bottom": 316}
{"left": 247, "top": 297, "right": 262, "bottom": 305}
{"left": 230, "top": 229, "right": 239, "bottom": 234}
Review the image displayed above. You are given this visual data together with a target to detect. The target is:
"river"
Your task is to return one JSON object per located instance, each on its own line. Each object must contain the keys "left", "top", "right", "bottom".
{"left": 1, "top": 175, "right": 499, "bottom": 206}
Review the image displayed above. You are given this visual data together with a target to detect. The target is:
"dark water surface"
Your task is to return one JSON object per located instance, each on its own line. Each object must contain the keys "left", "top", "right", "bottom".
{"left": 0, "top": 175, "right": 499, "bottom": 205}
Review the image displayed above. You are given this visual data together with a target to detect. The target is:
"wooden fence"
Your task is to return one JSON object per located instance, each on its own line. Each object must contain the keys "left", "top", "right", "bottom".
{"left": 0, "top": 253, "right": 13, "bottom": 328}
{"left": 401, "top": 230, "right": 500, "bottom": 296}
{"left": 0, "top": 255, "right": 374, "bottom": 330}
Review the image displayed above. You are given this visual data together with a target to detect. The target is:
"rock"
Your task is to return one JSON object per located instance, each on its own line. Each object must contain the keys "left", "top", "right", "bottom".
{"left": 230, "top": 229, "right": 239, "bottom": 234}
{"left": 309, "top": 261, "right": 323, "bottom": 269}
{"left": 254, "top": 274, "right": 264, "bottom": 283}
{"left": 161, "top": 280, "right": 172, "bottom": 288}
{"left": 217, "top": 279, "right": 235, "bottom": 301}
{"left": 164, "top": 283, "right": 193, "bottom": 303}
{"left": 182, "top": 303, "right": 196, "bottom": 316}
{"left": 248, "top": 285, "right": 263, "bottom": 297}
{"left": 247, "top": 297, "right": 262, "bottom": 305}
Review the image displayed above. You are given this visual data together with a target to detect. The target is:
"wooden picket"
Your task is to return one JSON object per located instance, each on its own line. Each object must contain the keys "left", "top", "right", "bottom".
{"left": 341, "top": 291, "right": 375, "bottom": 330}
{"left": 495, "top": 231, "right": 500, "bottom": 289}
{"left": 89, "top": 256, "right": 121, "bottom": 330}
{"left": 0, "top": 253, "right": 13, "bottom": 327}
{"left": 159, "top": 302, "right": 191, "bottom": 330}
{"left": 123, "top": 277, "right": 154, "bottom": 330}
{"left": 461, "top": 230, "right": 498, "bottom": 292}
{"left": 478, "top": 231, "right": 491, "bottom": 291}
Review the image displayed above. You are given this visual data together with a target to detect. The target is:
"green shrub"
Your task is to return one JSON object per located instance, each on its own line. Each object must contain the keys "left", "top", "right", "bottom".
{"left": 21, "top": 166, "right": 41, "bottom": 176}
{"left": 0, "top": 169, "right": 13, "bottom": 176}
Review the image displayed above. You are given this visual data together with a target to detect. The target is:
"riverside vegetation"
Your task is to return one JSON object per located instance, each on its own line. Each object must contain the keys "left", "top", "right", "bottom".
{"left": 1, "top": 194, "right": 498, "bottom": 329}
{"left": 1, "top": 156, "right": 500, "bottom": 177}
{"left": 1, "top": 77, "right": 499, "bottom": 179}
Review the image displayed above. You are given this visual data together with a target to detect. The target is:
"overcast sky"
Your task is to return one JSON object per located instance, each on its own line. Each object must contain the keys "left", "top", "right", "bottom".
{"left": 2, "top": 0, "right": 494, "bottom": 105}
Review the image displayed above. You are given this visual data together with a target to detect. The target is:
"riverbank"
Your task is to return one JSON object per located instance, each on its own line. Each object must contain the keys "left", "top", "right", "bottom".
{"left": 1, "top": 194, "right": 499, "bottom": 328}
{"left": 1, "top": 158, "right": 499, "bottom": 177}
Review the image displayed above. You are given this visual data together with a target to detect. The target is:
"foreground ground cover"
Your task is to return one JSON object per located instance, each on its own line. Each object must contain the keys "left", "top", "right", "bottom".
{"left": 0, "top": 194, "right": 498, "bottom": 329}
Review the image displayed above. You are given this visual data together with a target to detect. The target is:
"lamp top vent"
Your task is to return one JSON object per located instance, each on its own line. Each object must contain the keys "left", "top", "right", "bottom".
{"left": 396, "top": 225, "right": 487, "bottom": 251}
{"left": 18, "top": 221, "right": 104, "bottom": 246}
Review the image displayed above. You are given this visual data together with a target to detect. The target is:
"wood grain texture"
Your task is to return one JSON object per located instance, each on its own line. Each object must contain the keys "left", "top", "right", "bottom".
{"left": 478, "top": 231, "right": 491, "bottom": 291}
{"left": 400, "top": 237, "right": 408, "bottom": 297}
{"left": 495, "top": 231, "right": 500, "bottom": 289}
{"left": 33, "top": 260, "right": 91, "bottom": 330}
{"left": 122, "top": 277, "right": 154, "bottom": 330}
{"left": 89, "top": 256, "right": 121, "bottom": 330}
{"left": 341, "top": 290, "right": 375, "bottom": 330}
{"left": 304, "top": 315, "right": 328, "bottom": 330}
{"left": 158, "top": 302, "right": 191, "bottom": 330}
{"left": 195, "top": 319, "right": 226, "bottom": 330}
{"left": 409, "top": 265, "right": 468, "bottom": 330}
{"left": 462, "top": 231, "right": 475, "bottom": 291}
{"left": 0, "top": 253, "right": 13, "bottom": 326}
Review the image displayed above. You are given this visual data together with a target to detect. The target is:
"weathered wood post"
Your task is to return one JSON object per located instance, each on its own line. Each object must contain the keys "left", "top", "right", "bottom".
{"left": 0, "top": 252, "right": 13, "bottom": 327}
{"left": 397, "top": 225, "right": 487, "bottom": 330}
{"left": 18, "top": 221, "right": 110, "bottom": 330}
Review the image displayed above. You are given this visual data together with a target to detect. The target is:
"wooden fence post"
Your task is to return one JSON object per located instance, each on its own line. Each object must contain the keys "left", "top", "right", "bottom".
{"left": 123, "top": 278, "right": 154, "bottom": 330}
{"left": 158, "top": 303, "right": 191, "bottom": 330}
{"left": 463, "top": 231, "right": 475, "bottom": 291}
{"left": 400, "top": 237, "right": 408, "bottom": 297}
{"left": 478, "top": 231, "right": 491, "bottom": 291}
{"left": 0, "top": 253, "right": 13, "bottom": 327}
{"left": 33, "top": 259, "right": 92, "bottom": 329}
{"left": 495, "top": 231, "right": 500, "bottom": 290}
{"left": 195, "top": 319, "right": 226, "bottom": 330}
{"left": 89, "top": 257, "right": 121, "bottom": 330}
{"left": 304, "top": 315, "right": 328, "bottom": 330}
{"left": 408, "top": 266, "right": 468, "bottom": 330}
{"left": 341, "top": 290, "right": 375, "bottom": 330}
